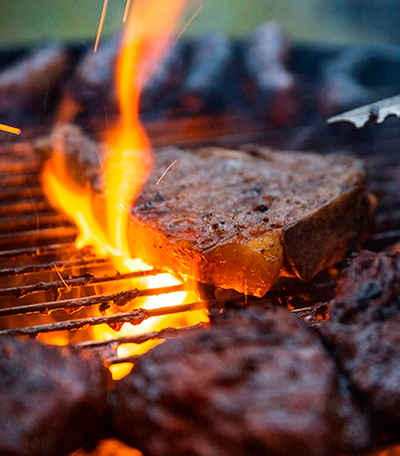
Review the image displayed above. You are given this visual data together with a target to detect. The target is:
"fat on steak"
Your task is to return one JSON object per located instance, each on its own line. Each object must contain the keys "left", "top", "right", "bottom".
{"left": 0, "top": 336, "right": 111, "bottom": 456}
{"left": 109, "top": 304, "right": 344, "bottom": 456}
{"left": 40, "top": 124, "right": 370, "bottom": 297}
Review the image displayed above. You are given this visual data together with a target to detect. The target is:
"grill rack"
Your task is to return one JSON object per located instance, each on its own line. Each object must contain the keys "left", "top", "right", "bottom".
{"left": 0, "top": 140, "right": 220, "bottom": 367}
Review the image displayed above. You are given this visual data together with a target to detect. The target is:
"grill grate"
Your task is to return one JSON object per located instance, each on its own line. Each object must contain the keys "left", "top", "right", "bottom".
{"left": 0, "top": 140, "right": 217, "bottom": 367}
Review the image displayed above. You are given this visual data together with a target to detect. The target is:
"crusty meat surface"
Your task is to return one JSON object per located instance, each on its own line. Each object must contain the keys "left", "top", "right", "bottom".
{"left": 128, "top": 145, "right": 368, "bottom": 296}
{"left": 110, "top": 305, "right": 344, "bottom": 456}
{"left": 39, "top": 125, "right": 369, "bottom": 297}
{"left": 0, "top": 336, "right": 111, "bottom": 456}
{"left": 321, "top": 250, "right": 400, "bottom": 440}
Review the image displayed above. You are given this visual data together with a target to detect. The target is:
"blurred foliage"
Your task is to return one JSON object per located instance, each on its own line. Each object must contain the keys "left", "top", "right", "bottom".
{"left": 0, "top": 0, "right": 389, "bottom": 48}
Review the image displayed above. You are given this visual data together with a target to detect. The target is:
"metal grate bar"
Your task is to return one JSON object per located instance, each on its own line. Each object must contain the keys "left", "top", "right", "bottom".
{"left": 0, "top": 199, "right": 50, "bottom": 216}
{"left": 0, "top": 213, "right": 72, "bottom": 232}
{"left": 0, "top": 268, "right": 165, "bottom": 298}
{"left": 0, "top": 283, "right": 185, "bottom": 316}
{"left": 0, "top": 256, "right": 107, "bottom": 278}
{"left": 78, "top": 322, "right": 206, "bottom": 351}
{"left": 0, "top": 300, "right": 207, "bottom": 337}
{"left": 0, "top": 226, "right": 78, "bottom": 248}
{"left": 0, "top": 242, "right": 84, "bottom": 259}
{"left": 0, "top": 185, "right": 43, "bottom": 202}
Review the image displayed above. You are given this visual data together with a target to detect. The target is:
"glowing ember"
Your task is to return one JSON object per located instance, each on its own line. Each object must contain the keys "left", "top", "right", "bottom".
{"left": 0, "top": 123, "right": 21, "bottom": 135}
{"left": 42, "top": 0, "right": 208, "bottom": 378}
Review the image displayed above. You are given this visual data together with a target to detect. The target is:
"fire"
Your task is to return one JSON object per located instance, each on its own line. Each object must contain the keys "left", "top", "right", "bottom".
{"left": 42, "top": 0, "right": 208, "bottom": 379}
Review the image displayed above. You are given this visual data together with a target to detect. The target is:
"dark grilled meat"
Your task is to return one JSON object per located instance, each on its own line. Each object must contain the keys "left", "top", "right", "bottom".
{"left": 0, "top": 336, "right": 111, "bottom": 456}
{"left": 321, "top": 249, "right": 400, "bottom": 441}
{"left": 110, "top": 305, "right": 344, "bottom": 456}
{"left": 0, "top": 44, "right": 69, "bottom": 122}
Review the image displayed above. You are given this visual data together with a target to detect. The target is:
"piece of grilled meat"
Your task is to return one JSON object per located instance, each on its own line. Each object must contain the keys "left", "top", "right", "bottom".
{"left": 39, "top": 124, "right": 370, "bottom": 297}
{"left": 110, "top": 305, "right": 345, "bottom": 456}
{"left": 0, "top": 336, "right": 111, "bottom": 456}
{"left": 321, "top": 249, "right": 400, "bottom": 443}
{"left": 128, "top": 145, "right": 369, "bottom": 297}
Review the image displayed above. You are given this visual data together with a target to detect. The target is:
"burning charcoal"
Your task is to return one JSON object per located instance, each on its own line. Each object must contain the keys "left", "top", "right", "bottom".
{"left": 110, "top": 305, "right": 344, "bottom": 456}
{"left": 0, "top": 43, "right": 69, "bottom": 122}
{"left": 321, "top": 250, "right": 400, "bottom": 442}
{"left": 0, "top": 336, "right": 111, "bottom": 456}
{"left": 72, "top": 35, "right": 120, "bottom": 114}
{"left": 243, "top": 22, "right": 298, "bottom": 125}
{"left": 178, "top": 33, "right": 237, "bottom": 115}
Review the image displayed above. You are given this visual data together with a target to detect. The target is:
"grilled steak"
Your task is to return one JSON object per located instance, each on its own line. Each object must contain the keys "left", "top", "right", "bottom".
{"left": 0, "top": 336, "right": 111, "bottom": 456}
{"left": 321, "top": 249, "right": 400, "bottom": 442}
{"left": 128, "top": 145, "right": 369, "bottom": 296}
{"left": 40, "top": 124, "right": 369, "bottom": 297}
{"left": 110, "top": 305, "right": 344, "bottom": 456}
{"left": 0, "top": 44, "right": 69, "bottom": 122}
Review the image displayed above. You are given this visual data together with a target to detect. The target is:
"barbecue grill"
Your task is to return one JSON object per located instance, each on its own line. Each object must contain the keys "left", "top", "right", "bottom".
{"left": 2, "top": 28, "right": 400, "bottom": 456}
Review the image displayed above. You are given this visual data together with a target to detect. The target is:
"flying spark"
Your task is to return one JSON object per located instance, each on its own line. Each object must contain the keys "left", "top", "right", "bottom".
{"left": 156, "top": 160, "right": 178, "bottom": 185}
{"left": 173, "top": 4, "right": 203, "bottom": 46}
{"left": 122, "top": 0, "right": 132, "bottom": 22}
{"left": 94, "top": 0, "right": 109, "bottom": 53}
{"left": 0, "top": 124, "right": 21, "bottom": 135}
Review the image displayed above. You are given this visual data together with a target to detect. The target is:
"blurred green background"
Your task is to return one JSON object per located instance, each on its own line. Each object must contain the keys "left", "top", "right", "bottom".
{"left": 0, "top": 0, "right": 394, "bottom": 48}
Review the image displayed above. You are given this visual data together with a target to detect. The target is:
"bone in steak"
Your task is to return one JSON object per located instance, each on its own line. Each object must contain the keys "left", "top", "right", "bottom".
{"left": 128, "top": 145, "right": 369, "bottom": 297}
{"left": 40, "top": 124, "right": 369, "bottom": 297}
{"left": 0, "top": 336, "right": 111, "bottom": 456}
{"left": 109, "top": 305, "right": 345, "bottom": 456}
{"left": 321, "top": 249, "right": 400, "bottom": 443}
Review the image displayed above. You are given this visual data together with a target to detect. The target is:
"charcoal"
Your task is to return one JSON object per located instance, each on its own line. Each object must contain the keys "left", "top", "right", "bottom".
{"left": 178, "top": 33, "right": 238, "bottom": 115}
{"left": 321, "top": 249, "right": 400, "bottom": 441}
{"left": 110, "top": 305, "right": 344, "bottom": 456}
{"left": 0, "top": 44, "right": 69, "bottom": 122}
{"left": 243, "top": 22, "right": 298, "bottom": 125}
{"left": 0, "top": 336, "right": 111, "bottom": 456}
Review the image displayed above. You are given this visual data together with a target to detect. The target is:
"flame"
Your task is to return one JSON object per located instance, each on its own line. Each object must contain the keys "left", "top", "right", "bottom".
{"left": 42, "top": 0, "right": 208, "bottom": 379}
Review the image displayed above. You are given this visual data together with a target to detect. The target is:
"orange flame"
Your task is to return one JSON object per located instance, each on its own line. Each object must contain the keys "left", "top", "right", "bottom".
{"left": 42, "top": 0, "right": 208, "bottom": 379}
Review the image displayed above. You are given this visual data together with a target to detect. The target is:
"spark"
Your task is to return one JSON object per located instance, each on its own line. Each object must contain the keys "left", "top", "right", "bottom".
{"left": 94, "top": 0, "right": 109, "bottom": 53}
{"left": 122, "top": 0, "right": 132, "bottom": 22}
{"left": 173, "top": 4, "right": 203, "bottom": 46}
{"left": 54, "top": 265, "right": 72, "bottom": 293}
{"left": 0, "top": 124, "right": 21, "bottom": 135}
{"left": 156, "top": 159, "right": 178, "bottom": 185}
